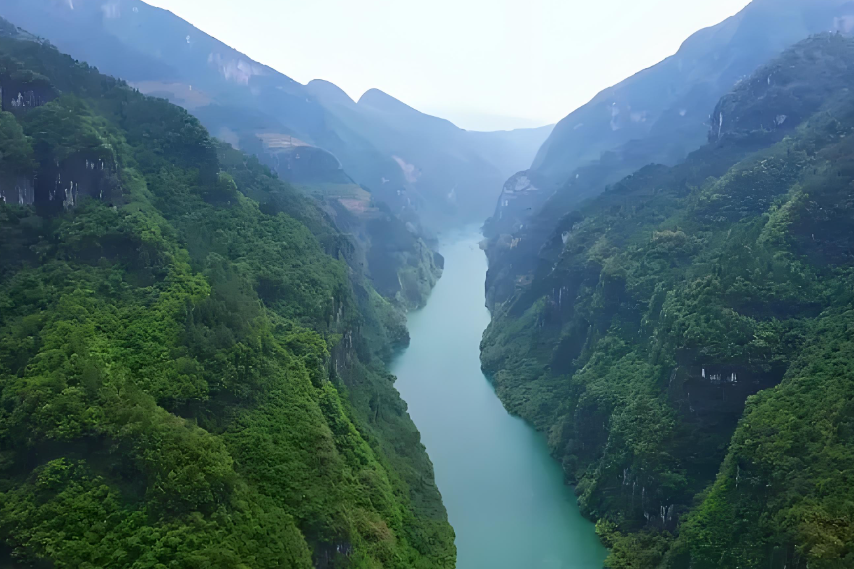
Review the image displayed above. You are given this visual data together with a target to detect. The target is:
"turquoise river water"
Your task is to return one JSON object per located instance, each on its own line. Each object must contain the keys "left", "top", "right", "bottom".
{"left": 390, "top": 230, "right": 607, "bottom": 569}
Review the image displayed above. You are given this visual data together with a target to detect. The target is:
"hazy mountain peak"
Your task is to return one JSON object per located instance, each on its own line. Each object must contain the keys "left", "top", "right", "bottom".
{"left": 306, "top": 78, "right": 355, "bottom": 106}
{"left": 358, "top": 88, "right": 418, "bottom": 114}
{"left": 530, "top": 0, "right": 854, "bottom": 185}
{"left": 0, "top": 0, "right": 555, "bottom": 230}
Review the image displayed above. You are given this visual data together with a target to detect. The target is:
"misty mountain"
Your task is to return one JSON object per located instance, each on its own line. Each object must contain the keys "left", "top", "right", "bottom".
{"left": 0, "top": 0, "right": 551, "bottom": 232}
{"left": 307, "top": 80, "right": 553, "bottom": 227}
{"left": 485, "top": 0, "right": 854, "bottom": 241}
{"left": 483, "top": 0, "right": 854, "bottom": 311}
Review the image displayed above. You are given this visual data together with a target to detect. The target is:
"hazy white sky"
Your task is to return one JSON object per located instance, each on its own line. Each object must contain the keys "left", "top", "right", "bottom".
{"left": 146, "top": 0, "right": 752, "bottom": 131}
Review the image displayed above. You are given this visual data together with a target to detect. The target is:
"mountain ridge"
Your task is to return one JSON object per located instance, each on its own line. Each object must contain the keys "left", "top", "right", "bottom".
{"left": 483, "top": 0, "right": 854, "bottom": 312}
{"left": 0, "top": 0, "right": 551, "bottom": 234}
{"left": 0, "top": 28, "right": 457, "bottom": 566}
{"left": 481, "top": 32, "right": 854, "bottom": 569}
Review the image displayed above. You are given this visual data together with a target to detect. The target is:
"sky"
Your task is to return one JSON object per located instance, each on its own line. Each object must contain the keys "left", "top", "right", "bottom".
{"left": 145, "top": 0, "right": 752, "bottom": 131}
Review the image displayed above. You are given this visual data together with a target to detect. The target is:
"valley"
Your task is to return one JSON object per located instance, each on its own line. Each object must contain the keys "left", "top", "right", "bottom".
{"left": 0, "top": 1, "right": 853, "bottom": 568}
{"left": 390, "top": 231, "right": 606, "bottom": 569}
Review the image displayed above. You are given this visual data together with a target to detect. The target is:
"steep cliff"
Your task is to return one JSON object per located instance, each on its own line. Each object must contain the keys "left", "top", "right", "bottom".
{"left": 0, "top": 2, "right": 451, "bottom": 312}
{"left": 0, "top": 0, "right": 551, "bottom": 235}
{"left": 0, "top": 32, "right": 455, "bottom": 568}
{"left": 483, "top": 0, "right": 854, "bottom": 311}
{"left": 481, "top": 34, "right": 854, "bottom": 568}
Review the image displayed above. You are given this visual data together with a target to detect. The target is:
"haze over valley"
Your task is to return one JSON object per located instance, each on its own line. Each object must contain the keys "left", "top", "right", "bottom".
{"left": 0, "top": 1, "right": 852, "bottom": 568}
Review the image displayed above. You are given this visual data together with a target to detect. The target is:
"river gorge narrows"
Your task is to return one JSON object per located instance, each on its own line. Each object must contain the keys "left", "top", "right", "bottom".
{"left": 390, "top": 230, "right": 606, "bottom": 569}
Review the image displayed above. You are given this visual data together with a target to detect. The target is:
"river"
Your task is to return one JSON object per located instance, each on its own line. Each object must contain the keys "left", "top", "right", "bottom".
{"left": 390, "top": 230, "right": 607, "bottom": 569}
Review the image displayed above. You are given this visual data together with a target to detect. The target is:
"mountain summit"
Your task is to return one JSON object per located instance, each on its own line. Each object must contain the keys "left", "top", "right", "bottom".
{"left": 0, "top": 0, "right": 551, "bottom": 233}
{"left": 485, "top": 0, "right": 854, "bottom": 242}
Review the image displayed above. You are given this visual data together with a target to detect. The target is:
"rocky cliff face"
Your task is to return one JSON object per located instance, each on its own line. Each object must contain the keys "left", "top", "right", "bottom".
{"left": 481, "top": 34, "right": 854, "bottom": 568}
{"left": 483, "top": 0, "right": 854, "bottom": 310}
{"left": 0, "top": 0, "right": 551, "bottom": 237}
{"left": 1, "top": 51, "right": 117, "bottom": 212}
{"left": 0, "top": 52, "right": 123, "bottom": 212}
{"left": 40, "top": 156, "right": 120, "bottom": 209}
{"left": 0, "top": 31, "right": 456, "bottom": 568}
{"left": 0, "top": 178, "right": 33, "bottom": 206}
{"left": 1, "top": 66, "right": 54, "bottom": 112}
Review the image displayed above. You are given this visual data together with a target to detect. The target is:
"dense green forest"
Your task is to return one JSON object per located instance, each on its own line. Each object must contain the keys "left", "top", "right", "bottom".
{"left": 0, "top": 28, "right": 454, "bottom": 568}
{"left": 482, "top": 34, "right": 854, "bottom": 568}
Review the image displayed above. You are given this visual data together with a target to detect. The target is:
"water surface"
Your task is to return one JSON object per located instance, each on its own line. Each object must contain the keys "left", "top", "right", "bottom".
{"left": 390, "top": 230, "right": 607, "bottom": 569}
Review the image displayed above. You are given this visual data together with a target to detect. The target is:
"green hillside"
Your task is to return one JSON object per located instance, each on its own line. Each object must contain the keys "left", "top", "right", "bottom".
{"left": 483, "top": 0, "right": 854, "bottom": 303}
{"left": 481, "top": 34, "right": 854, "bottom": 569}
{"left": 0, "top": 31, "right": 454, "bottom": 568}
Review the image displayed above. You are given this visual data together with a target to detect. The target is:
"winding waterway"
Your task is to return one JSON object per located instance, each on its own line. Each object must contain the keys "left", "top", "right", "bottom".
{"left": 390, "top": 230, "right": 607, "bottom": 569}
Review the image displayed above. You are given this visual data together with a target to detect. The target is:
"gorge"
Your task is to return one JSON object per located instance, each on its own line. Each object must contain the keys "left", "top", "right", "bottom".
{"left": 390, "top": 231, "right": 606, "bottom": 569}
{"left": 0, "top": 0, "right": 854, "bottom": 568}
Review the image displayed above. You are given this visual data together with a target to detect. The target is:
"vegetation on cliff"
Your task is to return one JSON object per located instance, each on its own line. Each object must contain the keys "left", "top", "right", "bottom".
{"left": 483, "top": 0, "right": 854, "bottom": 309}
{"left": 481, "top": 34, "right": 854, "bottom": 569}
{"left": 0, "top": 32, "right": 454, "bottom": 568}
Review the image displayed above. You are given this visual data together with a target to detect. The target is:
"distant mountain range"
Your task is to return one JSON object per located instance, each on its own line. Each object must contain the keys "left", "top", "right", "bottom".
{"left": 307, "top": 80, "right": 552, "bottom": 229}
{"left": 0, "top": 0, "right": 552, "bottom": 234}
{"left": 485, "top": 0, "right": 854, "bottom": 236}
{"left": 483, "top": 0, "right": 854, "bottom": 308}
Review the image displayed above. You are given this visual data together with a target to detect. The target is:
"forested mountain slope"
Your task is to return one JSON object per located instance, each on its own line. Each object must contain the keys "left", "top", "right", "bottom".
{"left": 0, "top": 5, "right": 447, "bottom": 310}
{"left": 0, "top": 28, "right": 455, "bottom": 568}
{"left": 307, "top": 81, "right": 552, "bottom": 226}
{"left": 0, "top": 0, "right": 550, "bottom": 233}
{"left": 481, "top": 34, "right": 854, "bottom": 569}
{"left": 483, "top": 0, "right": 854, "bottom": 308}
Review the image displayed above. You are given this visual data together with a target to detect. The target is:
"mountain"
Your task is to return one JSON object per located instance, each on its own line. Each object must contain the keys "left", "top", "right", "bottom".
{"left": 483, "top": 0, "right": 854, "bottom": 301}
{"left": 0, "top": 0, "right": 408, "bottom": 210}
{"left": 532, "top": 0, "right": 854, "bottom": 182}
{"left": 480, "top": 33, "right": 854, "bottom": 569}
{"left": 4, "top": 0, "right": 457, "bottom": 311}
{"left": 307, "top": 80, "right": 553, "bottom": 227}
{"left": 0, "top": 0, "right": 551, "bottom": 233}
{"left": 0, "top": 25, "right": 456, "bottom": 567}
